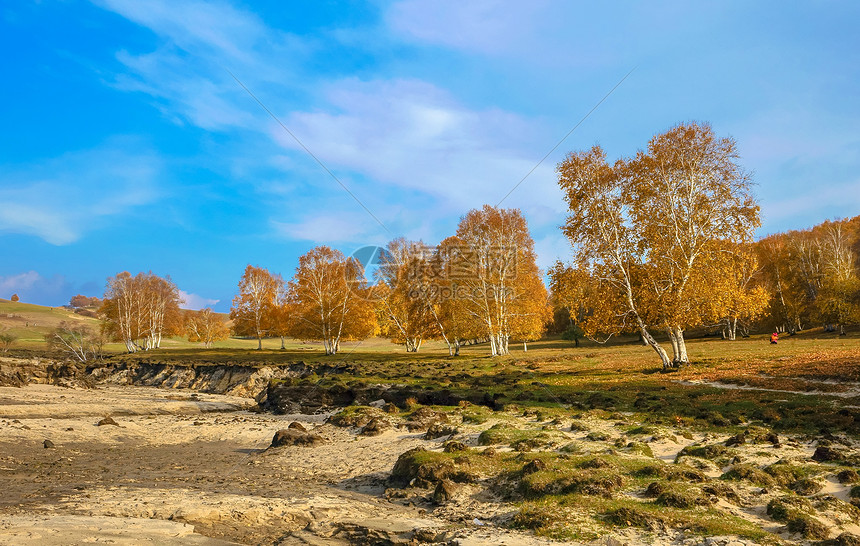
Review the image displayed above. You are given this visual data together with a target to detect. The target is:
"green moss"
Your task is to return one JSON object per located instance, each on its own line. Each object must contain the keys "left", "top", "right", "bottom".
{"left": 676, "top": 443, "right": 733, "bottom": 462}
{"left": 477, "top": 423, "right": 565, "bottom": 450}
{"left": 722, "top": 463, "right": 774, "bottom": 486}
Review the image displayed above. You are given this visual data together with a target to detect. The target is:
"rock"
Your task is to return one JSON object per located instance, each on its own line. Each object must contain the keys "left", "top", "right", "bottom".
{"left": 269, "top": 428, "right": 324, "bottom": 448}
{"left": 382, "top": 402, "right": 399, "bottom": 414}
{"left": 837, "top": 469, "right": 860, "bottom": 484}
{"left": 96, "top": 416, "right": 119, "bottom": 427}
{"left": 791, "top": 478, "right": 823, "bottom": 495}
{"left": 413, "top": 528, "right": 442, "bottom": 542}
{"left": 432, "top": 479, "right": 458, "bottom": 504}
{"left": 522, "top": 458, "right": 547, "bottom": 474}
{"left": 43, "top": 439, "right": 55, "bottom": 449}
{"left": 424, "top": 424, "right": 458, "bottom": 440}
{"left": 835, "top": 532, "right": 860, "bottom": 546}
{"left": 406, "top": 407, "right": 449, "bottom": 431}
{"left": 389, "top": 447, "right": 476, "bottom": 488}
{"left": 287, "top": 421, "right": 308, "bottom": 432}
{"left": 360, "top": 418, "right": 389, "bottom": 436}
{"left": 644, "top": 481, "right": 666, "bottom": 498}
{"left": 812, "top": 446, "right": 847, "bottom": 462}
{"left": 725, "top": 433, "right": 746, "bottom": 446}
{"left": 368, "top": 399, "right": 385, "bottom": 408}
{"left": 442, "top": 440, "right": 467, "bottom": 453}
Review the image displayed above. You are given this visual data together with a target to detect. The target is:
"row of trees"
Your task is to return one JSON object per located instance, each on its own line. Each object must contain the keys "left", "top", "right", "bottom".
{"left": 757, "top": 217, "right": 860, "bottom": 335}
{"left": 229, "top": 206, "right": 549, "bottom": 356}
{"left": 80, "top": 123, "right": 855, "bottom": 367}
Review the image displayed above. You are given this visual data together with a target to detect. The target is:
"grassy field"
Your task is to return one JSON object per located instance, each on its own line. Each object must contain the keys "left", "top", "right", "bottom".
{"left": 3, "top": 299, "right": 859, "bottom": 542}
{"left": 76, "top": 325, "right": 858, "bottom": 436}
{"left": 4, "top": 300, "right": 860, "bottom": 435}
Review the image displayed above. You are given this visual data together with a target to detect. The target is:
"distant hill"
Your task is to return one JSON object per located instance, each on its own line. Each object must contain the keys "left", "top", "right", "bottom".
{"left": 0, "top": 299, "right": 101, "bottom": 348}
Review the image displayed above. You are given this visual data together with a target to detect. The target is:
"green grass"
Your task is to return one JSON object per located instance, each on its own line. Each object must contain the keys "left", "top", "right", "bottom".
{"left": 4, "top": 301, "right": 860, "bottom": 437}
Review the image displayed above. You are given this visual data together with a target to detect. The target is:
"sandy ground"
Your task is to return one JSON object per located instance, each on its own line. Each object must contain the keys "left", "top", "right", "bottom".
{"left": 1, "top": 384, "right": 858, "bottom": 545}
{"left": 0, "top": 384, "right": 565, "bottom": 545}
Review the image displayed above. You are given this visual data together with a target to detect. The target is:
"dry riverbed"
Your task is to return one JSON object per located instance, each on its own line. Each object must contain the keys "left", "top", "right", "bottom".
{"left": 1, "top": 384, "right": 859, "bottom": 545}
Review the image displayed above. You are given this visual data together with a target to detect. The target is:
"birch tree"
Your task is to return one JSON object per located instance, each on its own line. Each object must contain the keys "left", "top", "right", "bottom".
{"left": 185, "top": 308, "right": 230, "bottom": 348}
{"left": 555, "top": 123, "right": 760, "bottom": 369}
{"left": 230, "top": 265, "right": 280, "bottom": 350}
{"left": 101, "top": 272, "right": 182, "bottom": 352}
{"left": 377, "top": 239, "right": 440, "bottom": 352}
{"left": 284, "top": 246, "right": 376, "bottom": 355}
{"left": 448, "top": 206, "right": 547, "bottom": 356}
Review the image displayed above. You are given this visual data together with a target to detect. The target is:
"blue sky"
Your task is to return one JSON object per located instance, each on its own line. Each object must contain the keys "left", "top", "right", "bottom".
{"left": 2, "top": 1, "right": 859, "bottom": 310}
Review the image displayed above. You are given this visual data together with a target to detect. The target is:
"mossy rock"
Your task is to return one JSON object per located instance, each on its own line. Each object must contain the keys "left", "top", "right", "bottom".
{"left": 579, "top": 456, "right": 615, "bottom": 470}
{"left": 569, "top": 420, "right": 589, "bottom": 432}
{"left": 389, "top": 447, "right": 476, "bottom": 488}
{"left": 723, "top": 463, "right": 774, "bottom": 486}
{"left": 725, "top": 427, "right": 780, "bottom": 447}
{"left": 655, "top": 489, "right": 706, "bottom": 509}
{"left": 510, "top": 504, "right": 555, "bottom": 530}
{"left": 791, "top": 477, "right": 823, "bottom": 496}
{"left": 785, "top": 514, "right": 829, "bottom": 540}
{"left": 328, "top": 406, "right": 385, "bottom": 428}
{"left": 626, "top": 425, "right": 657, "bottom": 436}
{"left": 765, "top": 462, "right": 813, "bottom": 487}
{"left": 677, "top": 443, "right": 732, "bottom": 462}
{"left": 560, "top": 442, "right": 582, "bottom": 454}
{"left": 519, "top": 468, "right": 624, "bottom": 499}
{"left": 766, "top": 496, "right": 828, "bottom": 538}
{"left": 832, "top": 532, "right": 860, "bottom": 546}
{"left": 644, "top": 481, "right": 667, "bottom": 498}
{"left": 812, "top": 445, "right": 848, "bottom": 463}
{"left": 603, "top": 506, "right": 664, "bottom": 530}
{"left": 627, "top": 441, "right": 655, "bottom": 458}
{"left": 701, "top": 482, "right": 741, "bottom": 504}
{"left": 633, "top": 463, "right": 706, "bottom": 483}
{"left": 836, "top": 469, "right": 860, "bottom": 484}
{"left": 585, "top": 431, "right": 610, "bottom": 442}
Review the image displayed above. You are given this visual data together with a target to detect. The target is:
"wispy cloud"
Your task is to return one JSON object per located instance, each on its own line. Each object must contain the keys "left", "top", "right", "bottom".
{"left": 0, "top": 142, "right": 161, "bottom": 244}
{"left": 275, "top": 78, "right": 563, "bottom": 216}
{"left": 95, "top": 1, "right": 568, "bottom": 247}
{"left": 177, "top": 289, "right": 220, "bottom": 310}
{"left": 0, "top": 271, "right": 72, "bottom": 304}
{"left": 387, "top": 0, "right": 551, "bottom": 56}
{"left": 271, "top": 213, "right": 386, "bottom": 245}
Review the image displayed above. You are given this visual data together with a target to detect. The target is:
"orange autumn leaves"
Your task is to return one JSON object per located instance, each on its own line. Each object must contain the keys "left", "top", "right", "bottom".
{"left": 230, "top": 207, "right": 549, "bottom": 356}
{"left": 551, "top": 122, "right": 766, "bottom": 368}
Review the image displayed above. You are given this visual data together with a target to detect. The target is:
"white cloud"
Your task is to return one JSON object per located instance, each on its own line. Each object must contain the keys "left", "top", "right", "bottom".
{"left": 177, "top": 290, "right": 220, "bottom": 311}
{"left": 275, "top": 78, "right": 564, "bottom": 219}
{"left": 0, "top": 271, "right": 72, "bottom": 304}
{"left": 271, "top": 213, "right": 386, "bottom": 245}
{"left": 94, "top": 0, "right": 269, "bottom": 63}
{"left": 0, "top": 271, "right": 41, "bottom": 295}
{"left": 0, "top": 142, "right": 160, "bottom": 245}
{"left": 98, "top": 0, "right": 308, "bottom": 133}
{"left": 387, "top": 0, "right": 551, "bottom": 55}
{"left": 93, "top": 0, "right": 572, "bottom": 256}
